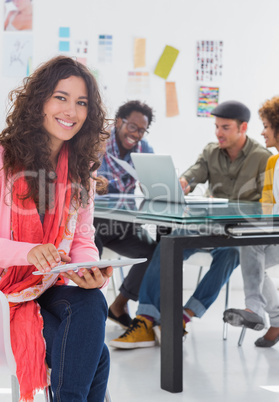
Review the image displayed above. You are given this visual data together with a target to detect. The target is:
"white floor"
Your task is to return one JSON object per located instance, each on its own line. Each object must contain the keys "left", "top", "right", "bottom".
{"left": 1, "top": 289, "right": 279, "bottom": 401}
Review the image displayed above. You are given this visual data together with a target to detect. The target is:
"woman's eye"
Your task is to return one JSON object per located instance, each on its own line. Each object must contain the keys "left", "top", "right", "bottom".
{"left": 55, "top": 96, "right": 66, "bottom": 101}
{"left": 78, "top": 101, "right": 88, "bottom": 107}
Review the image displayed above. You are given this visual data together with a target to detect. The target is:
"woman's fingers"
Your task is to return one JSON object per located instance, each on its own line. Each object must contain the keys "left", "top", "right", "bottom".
{"left": 62, "top": 265, "right": 113, "bottom": 289}
{"left": 27, "top": 244, "right": 61, "bottom": 272}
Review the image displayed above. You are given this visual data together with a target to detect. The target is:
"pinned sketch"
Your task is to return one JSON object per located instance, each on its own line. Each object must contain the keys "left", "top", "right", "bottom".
{"left": 4, "top": 0, "right": 33, "bottom": 31}
{"left": 126, "top": 71, "right": 150, "bottom": 97}
{"left": 134, "top": 38, "right": 146, "bottom": 68}
{"left": 166, "top": 82, "right": 179, "bottom": 117}
{"left": 154, "top": 45, "right": 179, "bottom": 80}
{"left": 98, "top": 35, "right": 113, "bottom": 63}
{"left": 196, "top": 40, "right": 223, "bottom": 82}
{"left": 197, "top": 86, "right": 219, "bottom": 117}
{"left": 3, "top": 32, "right": 33, "bottom": 77}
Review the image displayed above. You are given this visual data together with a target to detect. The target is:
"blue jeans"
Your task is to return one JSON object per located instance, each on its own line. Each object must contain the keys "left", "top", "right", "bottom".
{"left": 240, "top": 245, "right": 279, "bottom": 326}
{"left": 37, "top": 285, "right": 109, "bottom": 402}
{"left": 137, "top": 233, "right": 239, "bottom": 323}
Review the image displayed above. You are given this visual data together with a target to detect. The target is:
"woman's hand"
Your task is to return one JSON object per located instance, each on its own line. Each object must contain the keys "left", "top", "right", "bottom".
{"left": 62, "top": 265, "right": 113, "bottom": 289}
{"left": 27, "top": 244, "right": 71, "bottom": 273}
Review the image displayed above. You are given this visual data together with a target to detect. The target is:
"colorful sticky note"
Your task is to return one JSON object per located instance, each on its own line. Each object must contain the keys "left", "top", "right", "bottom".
{"left": 154, "top": 45, "right": 179, "bottom": 80}
{"left": 77, "top": 57, "right": 87, "bottom": 66}
{"left": 59, "top": 41, "right": 70, "bottom": 52}
{"left": 134, "top": 38, "right": 146, "bottom": 69}
{"left": 59, "top": 27, "right": 70, "bottom": 38}
{"left": 166, "top": 82, "right": 179, "bottom": 117}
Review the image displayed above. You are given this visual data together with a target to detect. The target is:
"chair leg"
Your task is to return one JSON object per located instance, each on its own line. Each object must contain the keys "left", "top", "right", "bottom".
{"left": 11, "top": 375, "right": 20, "bottom": 402}
{"left": 238, "top": 326, "right": 246, "bottom": 346}
{"left": 104, "top": 387, "right": 112, "bottom": 402}
{"left": 223, "top": 280, "right": 230, "bottom": 340}
{"left": 44, "top": 385, "right": 53, "bottom": 402}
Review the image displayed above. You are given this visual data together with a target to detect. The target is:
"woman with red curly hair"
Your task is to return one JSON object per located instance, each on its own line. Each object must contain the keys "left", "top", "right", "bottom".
{"left": 224, "top": 96, "right": 279, "bottom": 348}
{"left": 0, "top": 55, "right": 112, "bottom": 401}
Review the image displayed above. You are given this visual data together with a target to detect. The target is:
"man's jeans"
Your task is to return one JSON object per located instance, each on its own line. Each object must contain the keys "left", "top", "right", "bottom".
{"left": 240, "top": 244, "right": 279, "bottom": 327}
{"left": 137, "top": 230, "right": 239, "bottom": 323}
{"left": 38, "top": 285, "right": 109, "bottom": 402}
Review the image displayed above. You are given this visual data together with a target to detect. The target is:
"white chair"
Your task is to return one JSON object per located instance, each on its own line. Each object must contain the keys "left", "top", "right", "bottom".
{"left": 0, "top": 291, "right": 111, "bottom": 402}
{"left": 183, "top": 251, "right": 230, "bottom": 340}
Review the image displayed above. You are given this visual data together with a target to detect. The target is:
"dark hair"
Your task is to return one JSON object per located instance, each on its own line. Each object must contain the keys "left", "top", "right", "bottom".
{"left": 0, "top": 55, "right": 108, "bottom": 209}
{"left": 258, "top": 96, "right": 279, "bottom": 137}
{"left": 114, "top": 100, "right": 154, "bottom": 127}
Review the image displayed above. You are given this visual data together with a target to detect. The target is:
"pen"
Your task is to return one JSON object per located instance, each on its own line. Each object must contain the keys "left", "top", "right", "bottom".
{"left": 109, "top": 178, "right": 118, "bottom": 184}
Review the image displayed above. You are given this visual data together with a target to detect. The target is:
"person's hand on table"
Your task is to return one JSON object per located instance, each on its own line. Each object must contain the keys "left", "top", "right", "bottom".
{"left": 180, "top": 177, "right": 191, "bottom": 195}
{"left": 62, "top": 265, "right": 113, "bottom": 289}
{"left": 27, "top": 243, "right": 71, "bottom": 273}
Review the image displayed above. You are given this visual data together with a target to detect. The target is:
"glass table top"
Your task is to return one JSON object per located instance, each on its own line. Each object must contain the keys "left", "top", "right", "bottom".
{"left": 94, "top": 195, "right": 279, "bottom": 224}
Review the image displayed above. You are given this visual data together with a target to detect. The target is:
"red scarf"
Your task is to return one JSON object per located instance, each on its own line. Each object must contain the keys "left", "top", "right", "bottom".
{"left": 0, "top": 144, "right": 72, "bottom": 401}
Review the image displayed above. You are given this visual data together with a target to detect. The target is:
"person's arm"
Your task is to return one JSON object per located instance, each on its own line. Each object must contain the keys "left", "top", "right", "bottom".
{"left": 180, "top": 147, "right": 210, "bottom": 193}
{"left": 260, "top": 155, "right": 276, "bottom": 204}
{"left": 0, "top": 238, "right": 41, "bottom": 268}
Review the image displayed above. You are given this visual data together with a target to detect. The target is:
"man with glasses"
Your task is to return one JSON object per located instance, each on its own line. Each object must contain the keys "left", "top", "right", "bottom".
{"left": 95, "top": 100, "right": 157, "bottom": 329}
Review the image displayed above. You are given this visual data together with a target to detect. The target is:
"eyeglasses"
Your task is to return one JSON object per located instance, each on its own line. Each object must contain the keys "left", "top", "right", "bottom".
{"left": 122, "top": 119, "right": 149, "bottom": 137}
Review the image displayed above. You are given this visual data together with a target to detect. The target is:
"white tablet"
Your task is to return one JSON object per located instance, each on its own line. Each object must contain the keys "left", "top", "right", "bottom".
{"left": 32, "top": 258, "right": 147, "bottom": 275}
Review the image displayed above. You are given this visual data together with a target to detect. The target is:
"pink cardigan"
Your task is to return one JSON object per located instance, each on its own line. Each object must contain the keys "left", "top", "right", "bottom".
{"left": 0, "top": 147, "right": 100, "bottom": 271}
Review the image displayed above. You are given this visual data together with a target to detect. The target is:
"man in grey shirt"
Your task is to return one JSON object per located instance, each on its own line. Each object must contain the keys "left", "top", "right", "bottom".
{"left": 109, "top": 100, "right": 272, "bottom": 349}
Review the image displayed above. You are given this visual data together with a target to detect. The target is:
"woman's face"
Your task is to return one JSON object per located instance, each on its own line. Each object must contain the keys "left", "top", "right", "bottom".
{"left": 43, "top": 75, "right": 88, "bottom": 151}
{"left": 261, "top": 117, "right": 279, "bottom": 150}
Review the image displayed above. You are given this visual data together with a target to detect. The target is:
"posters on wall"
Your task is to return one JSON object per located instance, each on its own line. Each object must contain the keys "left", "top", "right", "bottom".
{"left": 3, "top": 0, "right": 33, "bottom": 31}
{"left": 59, "top": 26, "right": 70, "bottom": 52}
{"left": 3, "top": 0, "right": 33, "bottom": 77}
{"left": 154, "top": 45, "right": 179, "bottom": 79}
{"left": 98, "top": 34, "right": 113, "bottom": 63}
{"left": 197, "top": 86, "right": 219, "bottom": 117}
{"left": 196, "top": 40, "right": 223, "bottom": 82}
{"left": 134, "top": 38, "right": 146, "bottom": 68}
{"left": 126, "top": 71, "right": 150, "bottom": 97}
{"left": 166, "top": 82, "right": 179, "bottom": 117}
{"left": 3, "top": 32, "right": 33, "bottom": 77}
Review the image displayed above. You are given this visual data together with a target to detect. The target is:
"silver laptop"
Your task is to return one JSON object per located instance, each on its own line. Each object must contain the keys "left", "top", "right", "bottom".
{"left": 131, "top": 153, "right": 228, "bottom": 205}
{"left": 131, "top": 153, "right": 185, "bottom": 203}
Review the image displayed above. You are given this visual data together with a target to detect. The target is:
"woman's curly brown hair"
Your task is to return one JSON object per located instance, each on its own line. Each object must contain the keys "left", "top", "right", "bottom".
{"left": 0, "top": 55, "right": 109, "bottom": 210}
{"left": 258, "top": 96, "right": 279, "bottom": 137}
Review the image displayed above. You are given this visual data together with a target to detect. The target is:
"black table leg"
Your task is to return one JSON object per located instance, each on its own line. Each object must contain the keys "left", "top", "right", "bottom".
{"left": 160, "top": 236, "right": 184, "bottom": 393}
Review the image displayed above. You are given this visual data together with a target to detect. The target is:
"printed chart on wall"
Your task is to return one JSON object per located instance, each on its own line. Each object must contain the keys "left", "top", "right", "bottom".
{"left": 196, "top": 40, "right": 223, "bottom": 82}
{"left": 197, "top": 86, "right": 219, "bottom": 117}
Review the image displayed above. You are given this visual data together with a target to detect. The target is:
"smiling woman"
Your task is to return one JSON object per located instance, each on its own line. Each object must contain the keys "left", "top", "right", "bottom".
{"left": 0, "top": 56, "right": 112, "bottom": 401}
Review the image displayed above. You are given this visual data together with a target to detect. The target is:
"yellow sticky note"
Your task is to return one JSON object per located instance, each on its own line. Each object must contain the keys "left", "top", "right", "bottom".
{"left": 154, "top": 45, "right": 179, "bottom": 79}
{"left": 166, "top": 82, "right": 179, "bottom": 117}
{"left": 134, "top": 38, "right": 146, "bottom": 68}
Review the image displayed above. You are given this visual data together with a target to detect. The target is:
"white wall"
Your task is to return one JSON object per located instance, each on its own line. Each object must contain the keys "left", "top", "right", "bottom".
{"left": 1, "top": 0, "right": 279, "bottom": 289}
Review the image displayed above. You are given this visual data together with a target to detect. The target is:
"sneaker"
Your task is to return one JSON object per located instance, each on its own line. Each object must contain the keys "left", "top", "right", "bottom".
{"left": 109, "top": 316, "right": 156, "bottom": 349}
{"left": 223, "top": 308, "right": 264, "bottom": 331}
{"left": 108, "top": 308, "right": 132, "bottom": 329}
